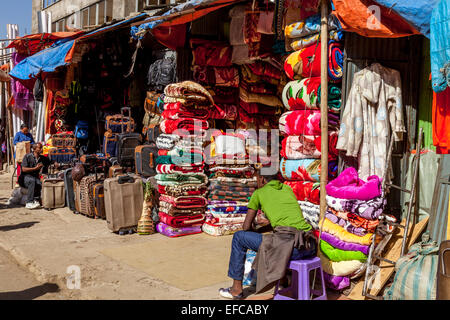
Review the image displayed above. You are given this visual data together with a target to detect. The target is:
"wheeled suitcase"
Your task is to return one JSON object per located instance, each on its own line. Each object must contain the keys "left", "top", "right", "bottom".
{"left": 73, "top": 179, "right": 81, "bottom": 213}
{"left": 79, "top": 172, "right": 104, "bottom": 217}
{"left": 135, "top": 145, "right": 158, "bottom": 177}
{"left": 103, "top": 129, "right": 118, "bottom": 158}
{"left": 104, "top": 175, "right": 143, "bottom": 233}
{"left": 93, "top": 183, "right": 106, "bottom": 219}
{"left": 116, "top": 108, "right": 142, "bottom": 168}
{"left": 52, "top": 132, "right": 76, "bottom": 148}
{"left": 64, "top": 168, "right": 76, "bottom": 212}
{"left": 109, "top": 164, "right": 124, "bottom": 178}
{"left": 48, "top": 147, "right": 77, "bottom": 164}
{"left": 42, "top": 176, "right": 65, "bottom": 209}
{"left": 105, "top": 107, "right": 135, "bottom": 133}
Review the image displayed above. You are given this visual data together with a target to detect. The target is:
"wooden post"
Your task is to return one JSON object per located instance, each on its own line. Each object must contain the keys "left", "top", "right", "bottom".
{"left": 319, "top": 0, "right": 329, "bottom": 222}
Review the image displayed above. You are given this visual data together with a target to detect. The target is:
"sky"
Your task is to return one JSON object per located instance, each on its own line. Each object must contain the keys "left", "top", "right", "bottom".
{"left": 0, "top": 0, "right": 32, "bottom": 39}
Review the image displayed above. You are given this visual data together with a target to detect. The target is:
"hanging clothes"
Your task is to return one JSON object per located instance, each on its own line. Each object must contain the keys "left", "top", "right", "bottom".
{"left": 432, "top": 87, "right": 450, "bottom": 153}
{"left": 336, "top": 63, "right": 406, "bottom": 181}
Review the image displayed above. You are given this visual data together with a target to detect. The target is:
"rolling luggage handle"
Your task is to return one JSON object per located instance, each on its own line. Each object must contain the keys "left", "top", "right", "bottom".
{"left": 121, "top": 107, "right": 132, "bottom": 134}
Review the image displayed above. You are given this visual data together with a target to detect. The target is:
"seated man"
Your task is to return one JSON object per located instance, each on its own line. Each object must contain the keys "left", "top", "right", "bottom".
{"left": 219, "top": 173, "right": 317, "bottom": 299}
{"left": 18, "top": 143, "right": 51, "bottom": 209}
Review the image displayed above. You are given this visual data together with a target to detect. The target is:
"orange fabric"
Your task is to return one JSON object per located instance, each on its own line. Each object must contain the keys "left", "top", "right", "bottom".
{"left": 7, "top": 32, "right": 83, "bottom": 56}
{"left": 333, "top": 0, "right": 420, "bottom": 38}
{"left": 432, "top": 87, "right": 450, "bottom": 154}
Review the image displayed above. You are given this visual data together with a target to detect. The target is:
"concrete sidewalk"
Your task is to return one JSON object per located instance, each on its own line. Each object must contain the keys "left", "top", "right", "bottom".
{"left": 0, "top": 170, "right": 241, "bottom": 300}
{"left": 0, "top": 169, "right": 346, "bottom": 300}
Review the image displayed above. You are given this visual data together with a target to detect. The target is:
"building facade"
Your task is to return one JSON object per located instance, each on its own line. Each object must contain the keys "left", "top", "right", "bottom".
{"left": 31, "top": 0, "right": 181, "bottom": 34}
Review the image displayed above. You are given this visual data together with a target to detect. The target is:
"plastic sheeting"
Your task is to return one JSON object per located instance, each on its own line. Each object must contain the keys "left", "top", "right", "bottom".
{"left": 374, "top": 0, "right": 440, "bottom": 38}
{"left": 332, "top": 0, "right": 421, "bottom": 38}
{"left": 430, "top": 0, "right": 450, "bottom": 93}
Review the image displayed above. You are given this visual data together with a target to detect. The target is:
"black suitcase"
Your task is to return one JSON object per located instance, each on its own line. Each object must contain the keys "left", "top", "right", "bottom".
{"left": 64, "top": 168, "right": 76, "bottom": 212}
{"left": 116, "top": 107, "right": 142, "bottom": 167}
{"left": 135, "top": 145, "right": 158, "bottom": 177}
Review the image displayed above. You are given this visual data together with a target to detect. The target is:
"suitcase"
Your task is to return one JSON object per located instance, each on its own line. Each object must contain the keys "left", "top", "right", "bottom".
{"left": 52, "top": 132, "right": 76, "bottom": 148}
{"left": 79, "top": 171, "right": 104, "bottom": 217}
{"left": 103, "top": 129, "right": 118, "bottom": 158}
{"left": 64, "top": 168, "right": 76, "bottom": 212}
{"left": 116, "top": 108, "right": 142, "bottom": 168}
{"left": 146, "top": 125, "right": 161, "bottom": 143}
{"left": 42, "top": 175, "right": 66, "bottom": 209}
{"left": 437, "top": 240, "right": 450, "bottom": 300}
{"left": 104, "top": 175, "right": 144, "bottom": 232}
{"left": 109, "top": 164, "right": 124, "bottom": 178}
{"left": 135, "top": 145, "right": 158, "bottom": 177}
{"left": 73, "top": 179, "right": 81, "bottom": 213}
{"left": 93, "top": 183, "right": 106, "bottom": 219}
{"left": 105, "top": 107, "right": 135, "bottom": 133}
{"left": 48, "top": 147, "right": 77, "bottom": 164}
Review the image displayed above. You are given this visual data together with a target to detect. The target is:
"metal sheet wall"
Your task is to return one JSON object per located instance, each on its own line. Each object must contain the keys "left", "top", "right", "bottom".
{"left": 340, "top": 33, "right": 424, "bottom": 218}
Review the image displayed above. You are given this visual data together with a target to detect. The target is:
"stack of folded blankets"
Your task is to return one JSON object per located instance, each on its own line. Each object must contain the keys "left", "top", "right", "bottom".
{"left": 279, "top": 109, "right": 339, "bottom": 230}
{"left": 155, "top": 81, "right": 212, "bottom": 238}
{"left": 202, "top": 133, "right": 257, "bottom": 236}
{"left": 318, "top": 167, "right": 387, "bottom": 290}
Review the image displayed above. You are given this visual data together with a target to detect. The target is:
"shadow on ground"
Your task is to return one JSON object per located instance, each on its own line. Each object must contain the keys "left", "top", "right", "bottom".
{"left": 0, "top": 221, "right": 40, "bottom": 232}
{"left": 0, "top": 283, "right": 60, "bottom": 300}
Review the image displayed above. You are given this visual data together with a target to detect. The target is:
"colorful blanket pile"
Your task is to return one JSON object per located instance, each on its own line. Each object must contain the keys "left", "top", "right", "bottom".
{"left": 319, "top": 168, "right": 387, "bottom": 290}
{"left": 280, "top": 132, "right": 339, "bottom": 160}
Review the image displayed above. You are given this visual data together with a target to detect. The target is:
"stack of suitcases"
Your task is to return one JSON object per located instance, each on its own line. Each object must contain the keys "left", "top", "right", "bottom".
{"left": 154, "top": 81, "right": 212, "bottom": 237}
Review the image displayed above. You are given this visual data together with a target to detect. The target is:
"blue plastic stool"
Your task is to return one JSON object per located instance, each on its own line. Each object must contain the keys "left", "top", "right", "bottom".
{"left": 274, "top": 256, "right": 327, "bottom": 300}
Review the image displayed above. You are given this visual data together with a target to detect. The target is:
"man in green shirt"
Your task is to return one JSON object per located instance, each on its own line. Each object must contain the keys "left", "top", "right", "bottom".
{"left": 219, "top": 173, "right": 316, "bottom": 299}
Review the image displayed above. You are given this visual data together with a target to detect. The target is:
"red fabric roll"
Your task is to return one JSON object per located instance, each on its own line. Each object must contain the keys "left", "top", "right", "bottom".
{"left": 283, "top": 180, "right": 320, "bottom": 204}
{"left": 158, "top": 212, "right": 205, "bottom": 228}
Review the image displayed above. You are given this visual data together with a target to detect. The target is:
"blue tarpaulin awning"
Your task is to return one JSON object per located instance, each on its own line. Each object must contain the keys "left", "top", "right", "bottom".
{"left": 10, "top": 13, "right": 148, "bottom": 85}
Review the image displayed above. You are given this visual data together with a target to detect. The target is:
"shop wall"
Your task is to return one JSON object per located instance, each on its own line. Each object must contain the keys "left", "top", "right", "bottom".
{"left": 340, "top": 33, "right": 423, "bottom": 218}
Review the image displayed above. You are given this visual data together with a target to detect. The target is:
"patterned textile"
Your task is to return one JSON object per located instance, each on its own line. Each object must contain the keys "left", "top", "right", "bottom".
{"left": 244, "top": 6, "right": 261, "bottom": 58}
{"left": 326, "top": 194, "right": 386, "bottom": 220}
{"left": 321, "top": 218, "right": 374, "bottom": 246}
{"left": 240, "top": 81, "right": 277, "bottom": 95}
{"left": 156, "top": 155, "right": 174, "bottom": 165}
{"left": 162, "top": 107, "right": 209, "bottom": 120}
{"left": 159, "top": 195, "right": 207, "bottom": 209}
{"left": 209, "top": 182, "right": 256, "bottom": 193}
{"left": 156, "top": 134, "right": 180, "bottom": 150}
{"left": 208, "top": 200, "right": 249, "bottom": 207}
{"left": 280, "top": 158, "right": 321, "bottom": 182}
{"left": 298, "top": 200, "right": 320, "bottom": 229}
{"left": 209, "top": 104, "right": 238, "bottom": 120}
{"left": 209, "top": 165, "right": 255, "bottom": 178}
{"left": 284, "top": 43, "right": 321, "bottom": 80}
{"left": 190, "top": 38, "right": 233, "bottom": 67}
{"left": 164, "top": 80, "right": 215, "bottom": 104}
{"left": 158, "top": 212, "right": 205, "bottom": 228}
{"left": 156, "top": 164, "right": 204, "bottom": 174}
{"left": 279, "top": 110, "right": 321, "bottom": 136}
{"left": 336, "top": 63, "right": 405, "bottom": 181}
{"left": 241, "top": 64, "right": 279, "bottom": 86}
{"left": 208, "top": 189, "right": 252, "bottom": 199}
{"left": 160, "top": 118, "right": 209, "bottom": 135}
{"left": 290, "top": 30, "right": 343, "bottom": 51}
{"left": 208, "top": 176, "right": 257, "bottom": 187}
{"left": 329, "top": 208, "right": 379, "bottom": 233}
{"left": 280, "top": 132, "right": 339, "bottom": 160}
{"left": 284, "top": 180, "right": 320, "bottom": 204}
{"left": 282, "top": 77, "right": 320, "bottom": 110}
{"left": 239, "top": 100, "right": 280, "bottom": 115}
{"left": 208, "top": 194, "right": 251, "bottom": 202}
{"left": 159, "top": 205, "right": 205, "bottom": 216}
{"left": 317, "top": 84, "right": 342, "bottom": 112}
{"left": 207, "top": 206, "right": 248, "bottom": 214}
{"left": 202, "top": 221, "right": 244, "bottom": 236}
{"left": 155, "top": 173, "right": 208, "bottom": 185}
{"left": 205, "top": 213, "right": 246, "bottom": 224}
{"left": 246, "top": 61, "right": 282, "bottom": 80}
{"left": 328, "top": 40, "right": 343, "bottom": 82}
{"left": 192, "top": 65, "right": 239, "bottom": 87}
{"left": 156, "top": 222, "right": 203, "bottom": 237}
{"left": 239, "top": 87, "right": 283, "bottom": 107}
{"left": 158, "top": 184, "right": 207, "bottom": 197}
{"left": 325, "top": 212, "right": 368, "bottom": 237}
{"left": 284, "top": 13, "right": 340, "bottom": 39}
